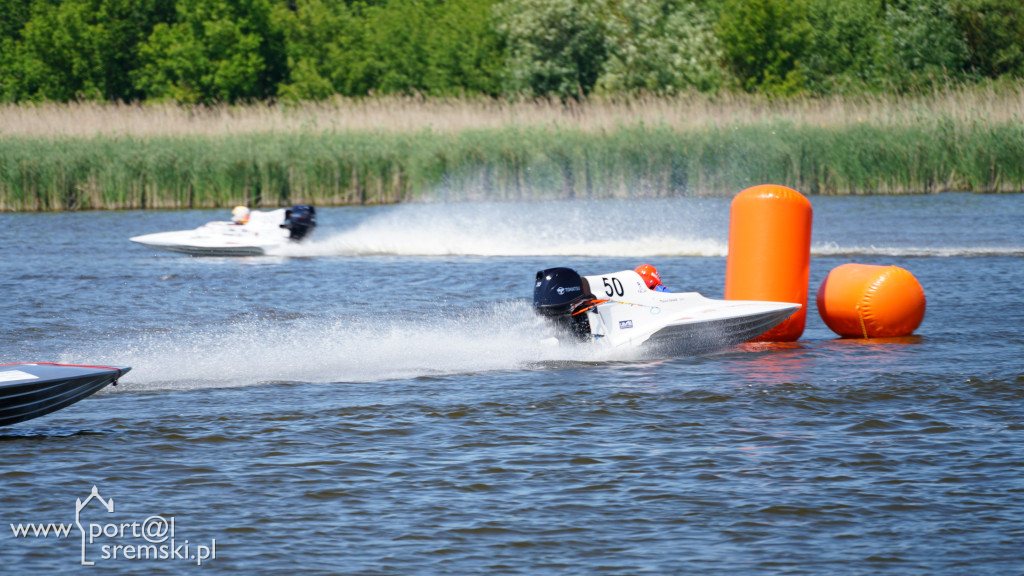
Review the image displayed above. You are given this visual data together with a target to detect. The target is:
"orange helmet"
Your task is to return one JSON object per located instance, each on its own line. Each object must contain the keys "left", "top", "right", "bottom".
{"left": 635, "top": 264, "right": 662, "bottom": 289}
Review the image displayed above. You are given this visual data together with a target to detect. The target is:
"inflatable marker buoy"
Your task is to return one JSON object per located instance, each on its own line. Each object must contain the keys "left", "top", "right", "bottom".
{"left": 725, "top": 185, "right": 812, "bottom": 341}
{"left": 816, "top": 263, "right": 926, "bottom": 338}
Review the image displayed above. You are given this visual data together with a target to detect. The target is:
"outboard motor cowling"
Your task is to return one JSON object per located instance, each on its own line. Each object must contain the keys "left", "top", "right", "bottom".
{"left": 533, "top": 267, "right": 593, "bottom": 340}
{"left": 281, "top": 204, "right": 317, "bottom": 240}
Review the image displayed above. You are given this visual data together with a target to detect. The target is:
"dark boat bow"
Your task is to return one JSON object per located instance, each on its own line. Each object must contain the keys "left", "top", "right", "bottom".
{"left": 0, "top": 363, "right": 130, "bottom": 426}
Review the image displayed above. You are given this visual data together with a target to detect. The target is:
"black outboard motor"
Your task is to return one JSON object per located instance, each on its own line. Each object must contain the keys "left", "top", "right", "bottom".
{"left": 533, "top": 267, "right": 593, "bottom": 340}
{"left": 281, "top": 204, "right": 317, "bottom": 240}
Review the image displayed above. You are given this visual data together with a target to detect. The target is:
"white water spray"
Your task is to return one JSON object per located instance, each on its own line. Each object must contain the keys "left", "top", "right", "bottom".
{"left": 67, "top": 300, "right": 644, "bottom": 391}
{"left": 274, "top": 200, "right": 729, "bottom": 258}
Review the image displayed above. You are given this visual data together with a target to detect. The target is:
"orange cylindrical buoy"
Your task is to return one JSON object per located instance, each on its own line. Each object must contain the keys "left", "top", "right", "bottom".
{"left": 725, "top": 185, "right": 812, "bottom": 341}
{"left": 817, "top": 263, "right": 926, "bottom": 338}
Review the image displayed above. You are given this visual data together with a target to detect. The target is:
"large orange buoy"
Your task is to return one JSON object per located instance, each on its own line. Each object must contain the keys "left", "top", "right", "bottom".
{"left": 817, "top": 263, "right": 926, "bottom": 338}
{"left": 725, "top": 185, "right": 812, "bottom": 341}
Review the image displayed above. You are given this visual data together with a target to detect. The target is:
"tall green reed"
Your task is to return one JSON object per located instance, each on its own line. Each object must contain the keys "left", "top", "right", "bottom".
{"left": 1, "top": 116, "right": 1021, "bottom": 211}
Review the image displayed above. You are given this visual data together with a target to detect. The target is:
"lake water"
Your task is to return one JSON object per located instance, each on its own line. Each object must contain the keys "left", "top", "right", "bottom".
{"left": 1, "top": 192, "right": 1022, "bottom": 574}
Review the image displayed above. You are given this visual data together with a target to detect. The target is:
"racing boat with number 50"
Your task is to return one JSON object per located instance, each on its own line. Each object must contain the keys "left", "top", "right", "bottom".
{"left": 533, "top": 267, "right": 800, "bottom": 355}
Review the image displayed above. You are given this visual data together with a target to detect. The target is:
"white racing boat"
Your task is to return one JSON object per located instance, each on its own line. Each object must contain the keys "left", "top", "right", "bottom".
{"left": 0, "top": 363, "right": 130, "bottom": 427}
{"left": 533, "top": 267, "right": 800, "bottom": 355}
{"left": 130, "top": 204, "right": 317, "bottom": 256}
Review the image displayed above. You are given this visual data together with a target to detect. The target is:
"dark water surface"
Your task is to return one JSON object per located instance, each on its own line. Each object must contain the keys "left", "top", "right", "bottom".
{"left": 1, "top": 193, "right": 1022, "bottom": 574}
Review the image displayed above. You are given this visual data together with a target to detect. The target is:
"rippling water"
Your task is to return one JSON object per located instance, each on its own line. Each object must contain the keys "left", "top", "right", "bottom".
{"left": 1, "top": 193, "right": 1022, "bottom": 574}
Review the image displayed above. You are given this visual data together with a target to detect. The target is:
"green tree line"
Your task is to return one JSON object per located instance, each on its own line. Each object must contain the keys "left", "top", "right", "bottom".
{"left": 2, "top": 0, "right": 1023, "bottom": 104}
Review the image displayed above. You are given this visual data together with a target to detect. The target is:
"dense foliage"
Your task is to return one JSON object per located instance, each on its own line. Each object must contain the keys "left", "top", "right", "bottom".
{"left": 2, "top": 0, "right": 1023, "bottom": 103}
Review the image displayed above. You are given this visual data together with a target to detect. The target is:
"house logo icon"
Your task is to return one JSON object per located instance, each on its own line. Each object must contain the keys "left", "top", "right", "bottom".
{"left": 75, "top": 486, "right": 114, "bottom": 566}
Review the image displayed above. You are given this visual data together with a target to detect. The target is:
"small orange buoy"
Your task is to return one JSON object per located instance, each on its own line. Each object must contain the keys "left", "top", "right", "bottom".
{"left": 725, "top": 185, "right": 812, "bottom": 341}
{"left": 816, "top": 263, "right": 926, "bottom": 338}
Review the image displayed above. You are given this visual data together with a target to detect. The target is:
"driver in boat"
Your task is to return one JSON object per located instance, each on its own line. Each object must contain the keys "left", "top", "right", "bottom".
{"left": 231, "top": 205, "right": 291, "bottom": 228}
{"left": 636, "top": 264, "right": 671, "bottom": 292}
{"left": 231, "top": 205, "right": 250, "bottom": 225}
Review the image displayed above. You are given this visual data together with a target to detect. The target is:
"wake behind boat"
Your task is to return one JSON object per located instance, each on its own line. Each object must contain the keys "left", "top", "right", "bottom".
{"left": 0, "top": 363, "right": 130, "bottom": 426}
{"left": 130, "top": 204, "right": 316, "bottom": 256}
{"left": 534, "top": 267, "right": 800, "bottom": 356}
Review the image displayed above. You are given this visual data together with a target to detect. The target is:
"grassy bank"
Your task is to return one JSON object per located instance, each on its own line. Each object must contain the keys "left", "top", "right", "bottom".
{"left": 2, "top": 87, "right": 1023, "bottom": 210}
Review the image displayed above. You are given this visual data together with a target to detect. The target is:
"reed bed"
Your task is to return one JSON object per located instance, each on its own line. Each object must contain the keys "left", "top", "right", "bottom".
{"left": 2, "top": 85, "right": 1022, "bottom": 210}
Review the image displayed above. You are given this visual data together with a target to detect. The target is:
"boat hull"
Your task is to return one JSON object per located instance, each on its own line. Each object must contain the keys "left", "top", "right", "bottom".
{"left": 0, "top": 364, "right": 130, "bottom": 426}
{"left": 535, "top": 268, "right": 801, "bottom": 356}
{"left": 130, "top": 227, "right": 280, "bottom": 257}
{"left": 643, "top": 306, "right": 800, "bottom": 356}
{"left": 585, "top": 291, "right": 801, "bottom": 355}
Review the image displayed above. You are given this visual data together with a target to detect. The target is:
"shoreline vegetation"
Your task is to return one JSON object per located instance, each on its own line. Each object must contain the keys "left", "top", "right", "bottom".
{"left": 2, "top": 85, "right": 1023, "bottom": 211}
